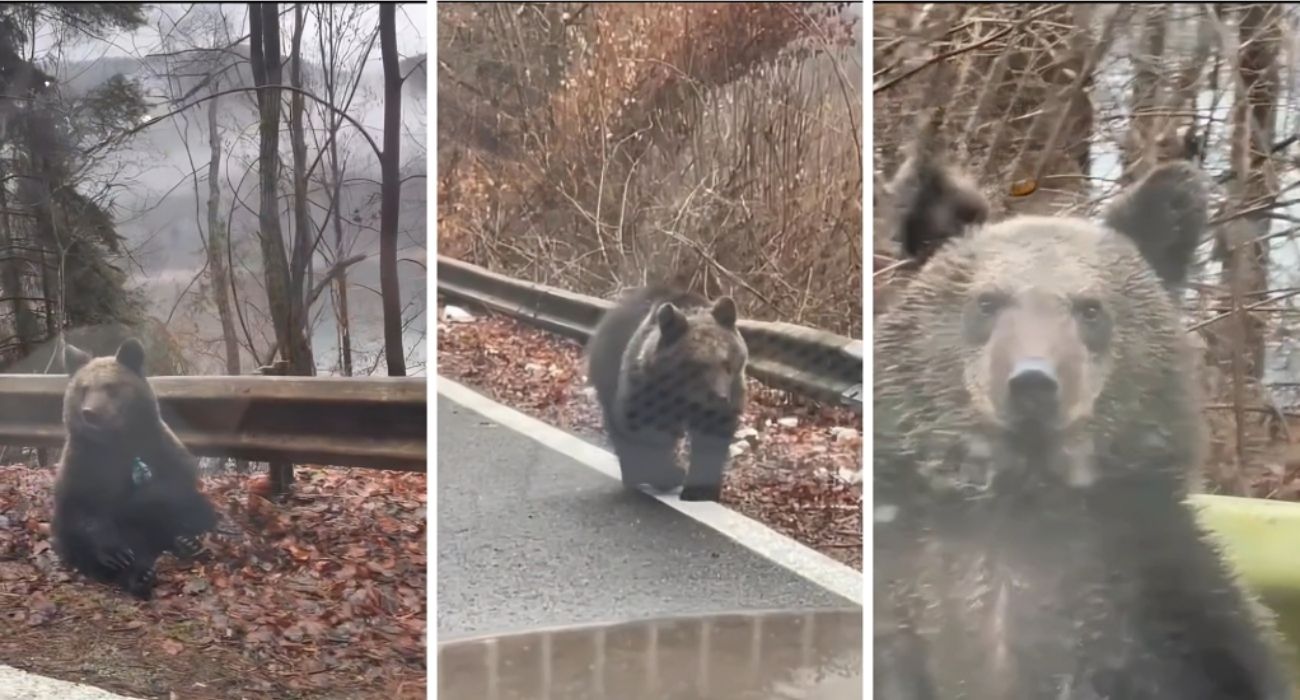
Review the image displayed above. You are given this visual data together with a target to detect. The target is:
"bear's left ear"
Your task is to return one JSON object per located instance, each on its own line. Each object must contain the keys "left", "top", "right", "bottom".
{"left": 115, "top": 338, "right": 146, "bottom": 375}
{"left": 890, "top": 152, "right": 989, "bottom": 266}
{"left": 1103, "top": 161, "right": 1207, "bottom": 293}
{"left": 711, "top": 297, "right": 737, "bottom": 329}
{"left": 656, "top": 302, "right": 689, "bottom": 344}
{"left": 63, "top": 343, "right": 92, "bottom": 375}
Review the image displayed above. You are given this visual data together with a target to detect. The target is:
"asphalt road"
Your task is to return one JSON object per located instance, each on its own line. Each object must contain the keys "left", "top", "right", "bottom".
{"left": 436, "top": 392, "right": 855, "bottom": 640}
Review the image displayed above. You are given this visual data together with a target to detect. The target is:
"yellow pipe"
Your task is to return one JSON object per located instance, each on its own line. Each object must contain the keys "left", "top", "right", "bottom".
{"left": 1192, "top": 493, "right": 1300, "bottom": 669}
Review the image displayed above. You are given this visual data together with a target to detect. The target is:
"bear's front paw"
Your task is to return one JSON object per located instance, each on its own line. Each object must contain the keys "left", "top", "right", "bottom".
{"left": 680, "top": 484, "right": 722, "bottom": 502}
{"left": 171, "top": 534, "right": 204, "bottom": 559}
{"left": 125, "top": 567, "right": 156, "bottom": 600}
{"left": 97, "top": 545, "right": 135, "bottom": 572}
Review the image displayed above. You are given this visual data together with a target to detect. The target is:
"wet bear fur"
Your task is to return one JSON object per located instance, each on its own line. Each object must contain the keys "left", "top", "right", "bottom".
{"left": 53, "top": 338, "right": 219, "bottom": 600}
{"left": 586, "top": 285, "right": 748, "bottom": 502}
{"left": 874, "top": 154, "right": 1297, "bottom": 699}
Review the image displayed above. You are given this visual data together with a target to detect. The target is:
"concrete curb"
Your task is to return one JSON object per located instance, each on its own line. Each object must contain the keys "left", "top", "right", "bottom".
{"left": 0, "top": 666, "right": 138, "bottom": 700}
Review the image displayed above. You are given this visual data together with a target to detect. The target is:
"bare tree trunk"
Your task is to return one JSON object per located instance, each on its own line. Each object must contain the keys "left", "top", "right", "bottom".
{"left": 207, "top": 83, "right": 248, "bottom": 475}
{"left": 329, "top": 137, "right": 354, "bottom": 376}
{"left": 379, "top": 4, "right": 406, "bottom": 377}
{"left": 38, "top": 246, "right": 55, "bottom": 339}
{"left": 1124, "top": 5, "right": 1167, "bottom": 182}
{"left": 206, "top": 88, "right": 241, "bottom": 376}
{"left": 29, "top": 163, "right": 57, "bottom": 471}
{"left": 0, "top": 160, "right": 42, "bottom": 466}
{"left": 1223, "top": 3, "right": 1279, "bottom": 382}
{"left": 248, "top": 1, "right": 288, "bottom": 350}
{"left": 288, "top": 2, "right": 314, "bottom": 372}
{"left": 1213, "top": 3, "right": 1280, "bottom": 493}
{"left": 0, "top": 163, "right": 36, "bottom": 360}
{"left": 249, "top": 2, "right": 312, "bottom": 374}
{"left": 318, "top": 4, "right": 354, "bottom": 377}
{"left": 249, "top": 2, "right": 298, "bottom": 493}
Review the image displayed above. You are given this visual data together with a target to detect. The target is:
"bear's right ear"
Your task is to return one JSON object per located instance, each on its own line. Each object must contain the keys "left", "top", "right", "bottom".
{"left": 115, "top": 338, "right": 146, "bottom": 375}
{"left": 1103, "top": 161, "right": 1208, "bottom": 293}
{"left": 656, "top": 302, "right": 689, "bottom": 344}
{"left": 890, "top": 153, "right": 988, "bottom": 266}
{"left": 711, "top": 297, "right": 738, "bottom": 329}
{"left": 63, "top": 343, "right": 92, "bottom": 375}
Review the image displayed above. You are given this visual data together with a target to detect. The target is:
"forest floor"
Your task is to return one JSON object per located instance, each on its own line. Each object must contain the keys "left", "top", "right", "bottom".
{"left": 0, "top": 466, "right": 426, "bottom": 700}
{"left": 435, "top": 300, "right": 864, "bottom": 571}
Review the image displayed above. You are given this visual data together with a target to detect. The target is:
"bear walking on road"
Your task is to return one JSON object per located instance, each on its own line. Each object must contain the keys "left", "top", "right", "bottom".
{"left": 874, "top": 153, "right": 1296, "bottom": 699}
{"left": 52, "top": 338, "right": 219, "bottom": 600}
{"left": 586, "top": 286, "right": 748, "bottom": 502}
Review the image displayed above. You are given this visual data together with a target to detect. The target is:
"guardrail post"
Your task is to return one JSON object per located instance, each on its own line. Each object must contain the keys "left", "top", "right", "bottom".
{"left": 259, "top": 360, "right": 296, "bottom": 497}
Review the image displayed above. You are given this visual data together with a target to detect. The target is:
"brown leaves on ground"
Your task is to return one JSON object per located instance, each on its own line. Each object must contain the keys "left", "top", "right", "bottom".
{"left": 0, "top": 464, "right": 426, "bottom": 699}
{"left": 438, "top": 302, "right": 863, "bottom": 570}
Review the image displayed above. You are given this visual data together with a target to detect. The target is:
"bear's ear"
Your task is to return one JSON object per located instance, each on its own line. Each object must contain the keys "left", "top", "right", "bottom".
{"left": 711, "top": 297, "right": 738, "bottom": 329}
{"left": 1103, "top": 161, "right": 1207, "bottom": 293}
{"left": 656, "top": 302, "right": 689, "bottom": 344}
{"left": 891, "top": 153, "right": 988, "bottom": 266}
{"left": 63, "top": 343, "right": 92, "bottom": 375}
{"left": 115, "top": 338, "right": 146, "bottom": 375}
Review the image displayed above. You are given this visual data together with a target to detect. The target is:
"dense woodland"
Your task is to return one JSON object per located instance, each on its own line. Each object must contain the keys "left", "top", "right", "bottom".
{"left": 874, "top": 3, "right": 1300, "bottom": 497}
{"left": 438, "top": 2, "right": 864, "bottom": 337}
{"left": 0, "top": 3, "right": 427, "bottom": 380}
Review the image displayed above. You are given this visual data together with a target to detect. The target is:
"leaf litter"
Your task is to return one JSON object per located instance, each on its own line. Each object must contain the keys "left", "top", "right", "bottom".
{"left": 0, "top": 463, "right": 426, "bottom": 699}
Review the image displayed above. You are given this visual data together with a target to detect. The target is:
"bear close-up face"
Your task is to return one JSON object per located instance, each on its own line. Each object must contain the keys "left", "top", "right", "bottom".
{"left": 878, "top": 160, "right": 1208, "bottom": 494}
{"left": 62, "top": 339, "right": 159, "bottom": 442}
{"left": 907, "top": 217, "right": 1182, "bottom": 481}
{"left": 944, "top": 218, "right": 1150, "bottom": 438}
{"left": 650, "top": 297, "right": 747, "bottom": 413}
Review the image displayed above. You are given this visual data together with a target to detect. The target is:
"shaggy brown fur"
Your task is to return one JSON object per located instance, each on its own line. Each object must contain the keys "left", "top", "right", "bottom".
{"left": 874, "top": 161, "right": 1295, "bottom": 698}
{"left": 53, "top": 338, "right": 218, "bottom": 600}
{"left": 586, "top": 286, "right": 748, "bottom": 502}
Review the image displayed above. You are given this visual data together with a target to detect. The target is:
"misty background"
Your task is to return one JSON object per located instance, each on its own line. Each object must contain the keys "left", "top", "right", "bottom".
{"left": 6, "top": 3, "right": 428, "bottom": 377}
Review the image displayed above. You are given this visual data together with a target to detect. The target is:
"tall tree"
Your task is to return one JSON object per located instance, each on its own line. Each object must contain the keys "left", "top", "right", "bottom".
{"left": 379, "top": 3, "right": 405, "bottom": 376}
{"left": 248, "top": 1, "right": 313, "bottom": 376}
{"left": 206, "top": 84, "right": 240, "bottom": 375}
{"left": 288, "top": 2, "right": 313, "bottom": 361}
{"left": 0, "top": 5, "right": 147, "bottom": 464}
{"left": 316, "top": 3, "right": 366, "bottom": 376}
{"left": 249, "top": 1, "right": 300, "bottom": 493}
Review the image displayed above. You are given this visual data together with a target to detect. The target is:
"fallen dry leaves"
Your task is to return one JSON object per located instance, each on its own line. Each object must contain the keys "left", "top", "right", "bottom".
{"left": 0, "top": 463, "right": 426, "bottom": 699}
{"left": 437, "top": 301, "right": 863, "bottom": 570}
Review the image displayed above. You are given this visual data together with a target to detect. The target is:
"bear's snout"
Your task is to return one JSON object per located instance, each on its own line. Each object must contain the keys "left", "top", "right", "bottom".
{"left": 1007, "top": 357, "right": 1059, "bottom": 420}
{"left": 709, "top": 372, "right": 732, "bottom": 403}
{"left": 985, "top": 304, "right": 1087, "bottom": 435}
{"left": 73, "top": 386, "right": 131, "bottom": 434}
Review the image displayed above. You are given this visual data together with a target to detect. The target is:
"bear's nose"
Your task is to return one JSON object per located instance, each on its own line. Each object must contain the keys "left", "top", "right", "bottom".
{"left": 1007, "top": 358, "right": 1059, "bottom": 414}
{"left": 80, "top": 407, "right": 100, "bottom": 426}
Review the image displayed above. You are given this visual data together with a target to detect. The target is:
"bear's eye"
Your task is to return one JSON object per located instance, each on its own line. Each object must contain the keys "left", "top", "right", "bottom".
{"left": 1074, "top": 298, "right": 1104, "bottom": 322}
{"left": 975, "top": 292, "right": 1006, "bottom": 317}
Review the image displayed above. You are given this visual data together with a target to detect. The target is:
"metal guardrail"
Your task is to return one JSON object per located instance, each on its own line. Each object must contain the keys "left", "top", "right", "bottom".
{"left": 0, "top": 375, "right": 427, "bottom": 472}
{"left": 437, "top": 255, "right": 864, "bottom": 412}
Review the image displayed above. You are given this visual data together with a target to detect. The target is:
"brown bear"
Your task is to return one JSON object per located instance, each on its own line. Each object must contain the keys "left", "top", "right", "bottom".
{"left": 586, "top": 286, "right": 748, "bottom": 502}
{"left": 874, "top": 155, "right": 1296, "bottom": 698}
{"left": 52, "top": 338, "right": 219, "bottom": 599}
